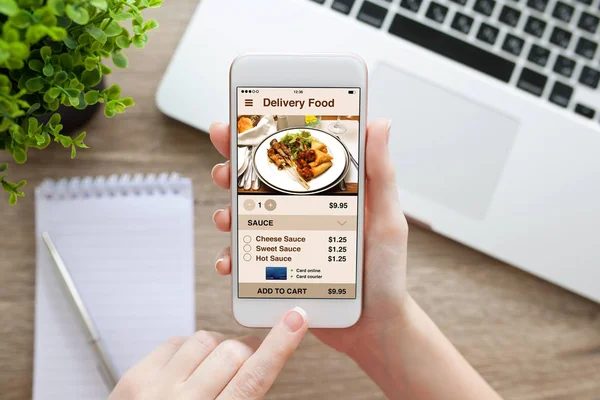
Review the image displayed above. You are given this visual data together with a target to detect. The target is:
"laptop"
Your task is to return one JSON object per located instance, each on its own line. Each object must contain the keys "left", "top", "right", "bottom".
{"left": 157, "top": 0, "right": 600, "bottom": 303}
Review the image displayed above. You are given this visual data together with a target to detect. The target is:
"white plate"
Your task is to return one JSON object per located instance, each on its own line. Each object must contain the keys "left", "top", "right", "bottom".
{"left": 253, "top": 128, "right": 349, "bottom": 194}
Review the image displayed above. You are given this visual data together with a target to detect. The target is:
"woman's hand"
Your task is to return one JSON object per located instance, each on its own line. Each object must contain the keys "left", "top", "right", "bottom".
{"left": 210, "top": 118, "right": 409, "bottom": 355}
{"left": 109, "top": 307, "right": 308, "bottom": 400}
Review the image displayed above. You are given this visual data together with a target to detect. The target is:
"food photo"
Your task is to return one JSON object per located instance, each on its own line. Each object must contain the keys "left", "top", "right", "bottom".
{"left": 237, "top": 115, "right": 359, "bottom": 195}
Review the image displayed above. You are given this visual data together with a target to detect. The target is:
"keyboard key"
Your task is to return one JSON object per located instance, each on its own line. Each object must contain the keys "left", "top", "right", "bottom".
{"left": 357, "top": 1, "right": 388, "bottom": 28}
{"left": 526, "top": 0, "right": 547, "bottom": 12}
{"left": 575, "top": 104, "right": 595, "bottom": 119}
{"left": 578, "top": 12, "right": 599, "bottom": 34}
{"left": 552, "top": 2, "right": 574, "bottom": 23}
{"left": 549, "top": 27, "right": 571, "bottom": 48}
{"left": 575, "top": 37, "right": 598, "bottom": 60}
{"left": 426, "top": 2, "right": 448, "bottom": 23}
{"left": 528, "top": 45, "right": 550, "bottom": 66}
{"left": 524, "top": 16, "right": 546, "bottom": 38}
{"left": 388, "top": 14, "right": 515, "bottom": 82}
{"left": 400, "top": 0, "right": 422, "bottom": 12}
{"left": 309, "top": 0, "right": 326, "bottom": 4}
{"left": 332, "top": 0, "right": 356, "bottom": 14}
{"left": 502, "top": 33, "right": 525, "bottom": 56}
{"left": 477, "top": 23, "right": 499, "bottom": 45}
{"left": 549, "top": 81, "right": 573, "bottom": 107}
{"left": 451, "top": 12, "right": 474, "bottom": 34}
{"left": 449, "top": 0, "right": 467, "bottom": 4}
{"left": 553, "top": 55, "right": 576, "bottom": 78}
{"left": 579, "top": 66, "right": 600, "bottom": 88}
{"left": 517, "top": 68, "right": 547, "bottom": 96}
{"left": 499, "top": 6, "right": 521, "bottom": 27}
{"left": 473, "top": 0, "right": 496, "bottom": 16}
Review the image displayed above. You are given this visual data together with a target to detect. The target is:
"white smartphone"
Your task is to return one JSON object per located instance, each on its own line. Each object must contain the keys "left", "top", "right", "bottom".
{"left": 230, "top": 54, "right": 367, "bottom": 328}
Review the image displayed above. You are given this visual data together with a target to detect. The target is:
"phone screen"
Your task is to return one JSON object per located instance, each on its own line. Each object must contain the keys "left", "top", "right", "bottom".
{"left": 236, "top": 87, "right": 361, "bottom": 299}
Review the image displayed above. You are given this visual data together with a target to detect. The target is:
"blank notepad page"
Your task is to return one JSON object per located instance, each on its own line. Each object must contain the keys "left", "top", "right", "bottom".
{"left": 33, "top": 173, "right": 195, "bottom": 400}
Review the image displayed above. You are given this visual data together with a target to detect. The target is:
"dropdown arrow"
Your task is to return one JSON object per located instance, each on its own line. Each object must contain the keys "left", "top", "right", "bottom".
{"left": 337, "top": 220, "right": 347, "bottom": 226}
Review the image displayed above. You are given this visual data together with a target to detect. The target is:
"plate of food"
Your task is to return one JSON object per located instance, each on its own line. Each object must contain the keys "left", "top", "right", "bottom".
{"left": 253, "top": 128, "right": 349, "bottom": 194}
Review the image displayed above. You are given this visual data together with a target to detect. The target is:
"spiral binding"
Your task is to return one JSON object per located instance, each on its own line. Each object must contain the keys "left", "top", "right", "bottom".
{"left": 35, "top": 173, "right": 191, "bottom": 200}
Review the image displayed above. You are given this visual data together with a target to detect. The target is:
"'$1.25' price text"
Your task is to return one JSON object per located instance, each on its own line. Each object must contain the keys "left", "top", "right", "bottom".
{"left": 328, "top": 255, "right": 347, "bottom": 263}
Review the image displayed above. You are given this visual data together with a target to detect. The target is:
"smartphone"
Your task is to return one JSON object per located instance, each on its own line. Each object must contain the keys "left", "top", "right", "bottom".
{"left": 230, "top": 54, "right": 367, "bottom": 328}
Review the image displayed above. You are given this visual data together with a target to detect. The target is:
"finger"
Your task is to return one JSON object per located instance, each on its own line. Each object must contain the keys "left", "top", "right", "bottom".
{"left": 116, "top": 335, "right": 187, "bottom": 387}
{"left": 212, "top": 161, "right": 231, "bottom": 189}
{"left": 215, "top": 247, "right": 232, "bottom": 275}
{"left": 212, "top": 206, "right": 231, "bottom": 232}
{"left": 209, "top": 122, "right": 231, "bottom": 159}
{"left": 163, "top": 330, "right": 225, "bottom": 383}
{"left": 365, "top": 119, "right": 407, "bottom": 236}
{"left": 218, "top": 307, "right": 308, "bottom": 399}
{"left": 183, "top": 336, "right": 261, "bottom": 399}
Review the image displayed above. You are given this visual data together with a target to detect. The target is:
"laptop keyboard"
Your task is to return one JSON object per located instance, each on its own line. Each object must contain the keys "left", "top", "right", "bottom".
{"left": 309, "top": 0, "right": 600, "bottom": 121}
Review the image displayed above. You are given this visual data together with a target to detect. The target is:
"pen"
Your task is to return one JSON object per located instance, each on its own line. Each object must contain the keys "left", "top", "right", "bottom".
{"left": 42, "top": 232, "right": 120, "bottom": 391}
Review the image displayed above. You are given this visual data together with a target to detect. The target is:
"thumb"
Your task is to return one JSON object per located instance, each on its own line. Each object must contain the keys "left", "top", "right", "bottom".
{"left": 365, "top": 118, "right": 408, "bottom": 237}
{"left": 217, "top": 307, "right": 308, "bottom": 399}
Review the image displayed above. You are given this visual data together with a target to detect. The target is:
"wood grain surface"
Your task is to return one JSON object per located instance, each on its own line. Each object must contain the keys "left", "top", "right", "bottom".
{"left": 1, "top": 1, "right": 599, "bottom": 399}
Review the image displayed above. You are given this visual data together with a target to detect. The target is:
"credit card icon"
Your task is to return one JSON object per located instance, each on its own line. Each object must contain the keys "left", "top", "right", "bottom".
{"left": 266, "top": 267, "right": 287, "bottom": 280}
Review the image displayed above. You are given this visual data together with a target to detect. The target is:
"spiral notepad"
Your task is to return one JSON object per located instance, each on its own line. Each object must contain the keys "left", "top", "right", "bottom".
{"left": 33, "top": 173, "right": 195, "bottom": 400}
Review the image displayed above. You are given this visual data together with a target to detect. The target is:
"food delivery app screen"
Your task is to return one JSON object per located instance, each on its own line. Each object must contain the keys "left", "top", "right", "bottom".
{"left": 236, "top": 87, "right": 361, "bottom": 299}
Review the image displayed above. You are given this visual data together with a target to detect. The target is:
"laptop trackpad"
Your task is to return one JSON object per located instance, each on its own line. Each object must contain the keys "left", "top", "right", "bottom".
{"left": 369, "top": 63, "right": 519, "bottom": 220}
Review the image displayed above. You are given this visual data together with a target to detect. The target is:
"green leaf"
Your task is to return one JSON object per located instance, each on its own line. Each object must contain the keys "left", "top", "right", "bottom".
{"left": 84, "top": 56, "right": 96, "bottom": 71}
{"left": 105, "top": 84, "right": 120, "bottom": 100}
{"left": 74, "top": 131, "right": 86, "bottom": 144}
{"left": 57, "top": 135, "right": 70, "bottom": 147}
{"left": 9, "top": 42, "right": 29, "bottom": 59}
{"left": 12, "top": 146, "right": 27, "bottom": 164}
{"left": 71, "top": 144, "right": 76, "bottom": 159}
{"left": 40, "top": 46, "right": 52, "bottom": 60}
{"left": 47, "top": 87, "right": 61, "bottom": 99}
{"left": 9, "top": 193, "right": 16, "bottom": 205}
{"left": 85, "top": 25, "right": 107, "bottom": 43}
{"left": 63, "top": 36, "right": 78, "bottom": 49}
{"left": 60, "top": 53, "right": 73, "bottom": 70}
{"left": 53, "top": 70, "right": 68, "bottom": 84}
{"left": 65, "top": 4, "right": 89, "bottom": 25}
{"left": 115, "top": 36, "right": 130, "bottom": 49}
{"left": 49, "top": 113, "right": 61, "bottom": 126}
{"left": 100, "top": 63, "right": 112, "bottom": 75}
{"left": 48, "top": 0, "right": 65, "bottom": 16}
{"left": 27, "top": 117, "right": 39, "bottom": 134}
{"left": 132, "top": 25, "right": 142, "bottom": 35}
{"left": 110, "top": 11, "right": 131, "bottom": 21}
{"left": 81, "top": 68, "right": 101, "bottom": 87}
{"left": 0, "top": 163, "right": 7, "bottom": 172}
{"left": 3, "top": 27, "right": 18, "bottom": 42}
{"left": 28, "top": 59, "right": 43, "bottom": 72}
{"left": 43, "top": 63, "right": 54, "bottom": 76}
{"left": 121, "top": 97, "right": 134, "bottom": 107}
{"left": 25, "top": 25, "right": 48, "bottom": 44}
{"left": 25, "top": 76, "right": 45, "bottom": 92}
{"left": 89, "top": 0, "right": 107, "bottom": 10}
{"left": 132, "top": 35, "right": 145, "bottom": 48}
{"left": 149, "top": 0, "right": 162, "bottom": 8}
{"left": 64, "top": 88, "right": 80, "bottom": 98}
{"left": 11, "top": 10, "right": 33, "bottom": 28}
{"left": 111, "top": 51, "right": 128, "bottom": 68}
{"left": 115, "top": 103, "right": 125, "bottom": 113}
{"left": 47, "top": 26, "right": 67, "bottom": 40}
{"left": 104, "top": 20, "right": 122, "bottom": 37}
{"left": 0, "top": 0, "right": 19, "bottom": 17}
{"left": 84, "top": 90, "right": 99, "bottom": 105}
{"left": 34, "top": 7, "right": 57, "bottom": 27}
{"left": 143, "top": 19, "right": 159, "bottom": 31}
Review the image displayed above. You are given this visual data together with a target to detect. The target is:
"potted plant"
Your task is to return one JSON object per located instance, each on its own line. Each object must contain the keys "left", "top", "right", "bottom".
{"left": 0, "top": 0, "right": 162, "bottom": 204}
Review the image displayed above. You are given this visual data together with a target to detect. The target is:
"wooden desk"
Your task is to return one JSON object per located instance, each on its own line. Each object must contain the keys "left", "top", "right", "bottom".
{"left": 1, "top": 1, "right": 599, "bottom": 399}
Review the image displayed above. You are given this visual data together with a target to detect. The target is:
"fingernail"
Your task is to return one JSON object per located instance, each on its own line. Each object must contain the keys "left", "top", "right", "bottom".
{"left": 283, "top": 307, "right": 307, "bottom": 333}
{"left": 209, "top": 121, "right": 222, "bottom": 131}
{"left": 385, "top": 119, "right": 392, "bottom": 145}
{"left": 212, "top": 209, "right": 222, "bottom": 224}
{"left": 215, "top": 257, "right": 224, "bottom": 272}
{"left": 211, "top": 162, "right": 227, "bottom": 180}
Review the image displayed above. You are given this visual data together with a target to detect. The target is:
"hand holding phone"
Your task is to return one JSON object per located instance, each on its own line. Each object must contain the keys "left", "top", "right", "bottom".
{"left": 211, "top": 116, "right": 410, "bottom": 349}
